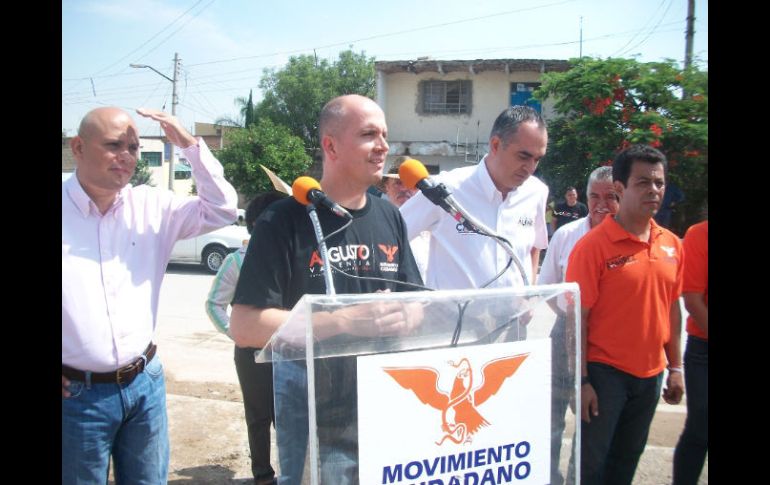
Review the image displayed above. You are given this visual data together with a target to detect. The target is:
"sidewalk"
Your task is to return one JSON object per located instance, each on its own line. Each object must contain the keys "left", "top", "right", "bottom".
{"left": 155, "top": 266, "right": 707, "bottom": 484}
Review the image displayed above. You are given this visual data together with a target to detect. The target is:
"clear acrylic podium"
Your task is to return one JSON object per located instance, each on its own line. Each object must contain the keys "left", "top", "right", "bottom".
{"left": 256, "top": 283, "right": 581, "bottom": 485}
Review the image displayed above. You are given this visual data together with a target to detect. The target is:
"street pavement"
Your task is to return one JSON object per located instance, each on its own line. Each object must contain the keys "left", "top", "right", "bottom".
{"left": 154, "top": 263, "right": 707, "bottom": 484}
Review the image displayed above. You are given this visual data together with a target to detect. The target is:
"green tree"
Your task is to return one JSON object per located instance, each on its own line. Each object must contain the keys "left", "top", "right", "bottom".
{"left": 533, "top": 57, "right": 707, "bottom": 235}
{"left": 216, "top": 119, "right": 312, "bottom": 198}
{"left": 254, "top": 49, "right": 376, "bottom": 156}
{"left": 215, "top": 90, "right": 256, "bottom": 128}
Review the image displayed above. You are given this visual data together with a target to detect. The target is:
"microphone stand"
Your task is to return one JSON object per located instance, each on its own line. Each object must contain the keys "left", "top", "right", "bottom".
{"left": 303, "top": 203, "right": 330, "bottom": 485}
{"left": 306, "top": 204, "right": 336, "bottom": 295}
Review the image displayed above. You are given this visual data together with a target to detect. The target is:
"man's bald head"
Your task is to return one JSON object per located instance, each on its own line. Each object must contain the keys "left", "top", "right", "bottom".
{"left": 71, "top": 107, "right": 140, "bottom": 204}
{"left": 78, "top": 107, "right": 137, "bottom": 141}
{"left": 319, "top": 94, "right": 381, "bottom": 140}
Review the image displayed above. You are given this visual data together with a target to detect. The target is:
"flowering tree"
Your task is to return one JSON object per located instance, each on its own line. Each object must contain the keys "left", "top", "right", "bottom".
{"left": 533, "top": 57, "right": 707, "bottom": 235}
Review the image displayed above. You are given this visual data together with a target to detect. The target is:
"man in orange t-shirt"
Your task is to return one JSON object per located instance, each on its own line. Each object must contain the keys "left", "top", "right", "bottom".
{"left": 565, "top": 144, "right": 685, "bottom": 485}
{"left": 673, "top": 218, "right": 708, "bottom": 485}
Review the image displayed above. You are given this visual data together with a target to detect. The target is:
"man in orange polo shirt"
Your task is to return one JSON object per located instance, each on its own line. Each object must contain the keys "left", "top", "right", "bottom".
{"left": 565, "top": 144, "right": 685, "bottom": 485}
{"left": 672, "top": 217, "right": 708, "bottom": 485}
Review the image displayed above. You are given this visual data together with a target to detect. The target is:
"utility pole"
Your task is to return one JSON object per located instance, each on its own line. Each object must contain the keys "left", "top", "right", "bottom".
{"left": 130, "top": 52, "right": 181, "bottom": 191}
{"left": 579, "top": 16, "right": 583, "bottom": 58}
{"left": 170, "top": 52, "right": 180, "bottom": 192}
{"left": 683, "top": 1, "right": 695, "bottom": 99}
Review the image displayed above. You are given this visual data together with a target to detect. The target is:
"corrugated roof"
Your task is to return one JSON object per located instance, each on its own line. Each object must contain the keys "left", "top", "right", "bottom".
{"left": 374, "top": 58, "right": 570, "bottom": 75}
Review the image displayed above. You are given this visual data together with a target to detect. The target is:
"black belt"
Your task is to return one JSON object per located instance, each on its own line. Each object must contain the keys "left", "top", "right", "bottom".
{"left": 62, "top": 343, "right": 157, "bottom": 385}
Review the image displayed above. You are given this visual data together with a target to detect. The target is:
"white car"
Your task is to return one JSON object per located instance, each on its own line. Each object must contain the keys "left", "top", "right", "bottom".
{"left": 169, "top": 224, "right": 249, "bottom": 273}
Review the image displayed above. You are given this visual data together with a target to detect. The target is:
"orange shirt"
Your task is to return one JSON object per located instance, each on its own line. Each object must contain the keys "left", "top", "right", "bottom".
{"left": 682, "top": 221, "right": 708, "bottom": 339}
{"left": 566, "top": 216, "right": 683, "bottom": 378}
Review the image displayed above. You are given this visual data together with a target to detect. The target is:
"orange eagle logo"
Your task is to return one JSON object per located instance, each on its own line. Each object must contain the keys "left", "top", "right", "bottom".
{"left": 383, "top": 353, "right": 529, "bottom": 445}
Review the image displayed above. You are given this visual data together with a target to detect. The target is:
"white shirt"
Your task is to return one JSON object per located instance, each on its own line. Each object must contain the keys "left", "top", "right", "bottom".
{"left": 62, "top": 139, "right": 238, "bottom": 372}
{"left": 409, "top": 231, "right": 431, "bottom": 284}
{"left": 400, "top": 156, "right": 548, "bottom": 290}
{"left": 538, "top": 216, "right": 592, "bottom": 311}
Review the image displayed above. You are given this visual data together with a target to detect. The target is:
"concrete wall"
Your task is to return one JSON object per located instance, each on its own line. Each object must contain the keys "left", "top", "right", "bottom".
{"left": 380, "top": 70, "right": 555, "bottom": 145}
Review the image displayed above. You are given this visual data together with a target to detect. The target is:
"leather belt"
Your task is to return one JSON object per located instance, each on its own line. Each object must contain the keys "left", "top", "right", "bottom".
{"left": 62, "top": 343, "right": 157, "bottom": 385}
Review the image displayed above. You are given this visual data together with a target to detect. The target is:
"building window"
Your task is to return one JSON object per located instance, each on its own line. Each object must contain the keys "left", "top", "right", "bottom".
{"left": 421, "top": 80, "right": 471, "bottom": 114}
{"left": 142, "top": 151, "right": 162, "bottom": 167}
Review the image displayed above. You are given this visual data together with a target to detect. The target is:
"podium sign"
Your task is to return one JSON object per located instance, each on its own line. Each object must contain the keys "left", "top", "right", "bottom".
{"left": 358, "top": 339, "right": 551, "bottom": 484}
{"left": 257, "top": 283, "right": 581, "bottom": 485}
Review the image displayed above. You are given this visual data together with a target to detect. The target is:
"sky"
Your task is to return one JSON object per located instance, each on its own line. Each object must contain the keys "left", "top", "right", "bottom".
{"left": 62, "top": 0, "right": 708, "bottom": 137}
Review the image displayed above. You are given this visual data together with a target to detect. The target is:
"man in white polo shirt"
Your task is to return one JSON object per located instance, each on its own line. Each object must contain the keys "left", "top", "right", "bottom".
{"left": 399, "top": 105, "right": 549, "bottom": 290}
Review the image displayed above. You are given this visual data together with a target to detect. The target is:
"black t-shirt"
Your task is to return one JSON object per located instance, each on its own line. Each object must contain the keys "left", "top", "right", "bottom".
{"left": 553, "top": 200, "right": 588, "bottom": 230}
{"left": 233, "top": 194, "right": 424, "bottom": 479}
{"left": 233, "top": 192, "right": 423, "bottom": 309}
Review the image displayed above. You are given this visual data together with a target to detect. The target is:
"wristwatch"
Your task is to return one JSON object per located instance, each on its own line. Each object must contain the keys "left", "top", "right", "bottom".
{"left": 581, "top": 375, "right": 591, "bottom": 386}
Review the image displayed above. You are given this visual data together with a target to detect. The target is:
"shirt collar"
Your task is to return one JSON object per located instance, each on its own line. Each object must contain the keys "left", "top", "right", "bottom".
{"left": 476, "top": 155, "right": 513, "bottom": 204}
{"left": 64, "top": 172, "right": 126, "bottom": 218}
{"left": 603, "top": 215, "right": 664, "bottom": 243}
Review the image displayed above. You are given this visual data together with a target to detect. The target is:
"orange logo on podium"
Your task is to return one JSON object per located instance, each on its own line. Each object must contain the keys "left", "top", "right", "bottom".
{"left": 384, "top": 353, "right": 529, "bottom": 445}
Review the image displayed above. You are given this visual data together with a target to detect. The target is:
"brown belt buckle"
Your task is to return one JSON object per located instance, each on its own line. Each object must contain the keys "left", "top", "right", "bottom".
{"left": 116, "top": 355, "right": 147, "bottom": 385}
{"left": 116, "top": 367, "right": 128, "bottom": 385}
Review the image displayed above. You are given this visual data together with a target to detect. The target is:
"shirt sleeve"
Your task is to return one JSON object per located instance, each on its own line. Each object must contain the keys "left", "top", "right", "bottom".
{"left": 399, "top": 191, "right": 442, "bottom": 242}
{"left": 396, "top": 211, "right": 425, "bottom": 290}
{"left": 682, "top": 223, "right": 708, "bottom": 294}
{"left": 164, "top": 138, "right": 239, "bottom": 242}
{"left": 205, "top": 251, "right": 242, "bottom": 337}
{"left": 533, "top": 184, "right": 549, "bottom": 250}
{"left": 233, "top": 207, "right": 293, "bottom": 309}
{"left": 538, "top": 229, "right": 565, "bottom": 285}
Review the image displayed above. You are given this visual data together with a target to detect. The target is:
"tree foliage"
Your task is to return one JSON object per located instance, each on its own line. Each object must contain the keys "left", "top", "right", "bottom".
{"left": 216, "top": 119, "right": 312, "bottom": 199}
{"left": 254, "top": 49, "right": 376, "bottom": 156}
{"left": 215, "top": 89, "right": 257, "bottom": 128}
{"left": 130, "top": 158, "right": 155, "bottom": 187}
{"left": 533, "top": 57, "right": 707, "bottom": 234}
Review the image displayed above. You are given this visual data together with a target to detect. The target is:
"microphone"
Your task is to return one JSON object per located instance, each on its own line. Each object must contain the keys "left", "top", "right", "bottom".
{"left": 399, "top": 158, "right": 530, "bottom": 286}
{"left": 398, "top": 159, "right": 476, "bottom": 232}
{"left": 292, "top": 176, "right": 352, "bottom": 220}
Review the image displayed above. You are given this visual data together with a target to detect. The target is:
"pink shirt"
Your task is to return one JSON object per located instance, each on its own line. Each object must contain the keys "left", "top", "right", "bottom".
{"left": 62, "top": 139, "right": 238, "bottom": 372}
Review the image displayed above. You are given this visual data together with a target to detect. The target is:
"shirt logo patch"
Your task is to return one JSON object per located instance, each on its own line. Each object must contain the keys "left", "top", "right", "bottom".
{"left": 455, "top": 223, "right": 478, "bottom": 235}
{"left": 660, "top": 246, "right": 676, "bottom": 258}
{"left": 378, "top": 244, "right": 399, "bottom": 263}
{"left": 308, "top": 244, "right": 372, "bottom": 274}
{"left": 518, "top": 215, "right": 534, "bottom": 227}
{"left": 606, "top": 254, "right": 636, "bottom": 270}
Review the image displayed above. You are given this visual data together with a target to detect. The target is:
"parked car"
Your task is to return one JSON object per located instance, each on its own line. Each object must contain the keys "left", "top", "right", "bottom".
{"left": 169, "top": 224, "right": 249, "bottom": 273}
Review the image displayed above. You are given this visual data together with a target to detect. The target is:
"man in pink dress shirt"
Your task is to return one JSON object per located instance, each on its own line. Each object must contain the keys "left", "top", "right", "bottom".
{"left": 61, "top": 107, "right": 238, "bottom": 484}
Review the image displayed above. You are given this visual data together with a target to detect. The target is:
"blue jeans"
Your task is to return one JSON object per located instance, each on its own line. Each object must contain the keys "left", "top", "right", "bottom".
{"left": 576, "top": 362, "right": 663, "bottom": 485}
{"left": 61, "top": 356, "right": 169, "bottom": 485}
{"left": 274, "top": 357, "right": 359, "bottom": 485}
{"left": 274, "top": 359, "right": 309, "bottom": 485}
{"left": 673, "top": 336, "right": 708, "bottom": 485}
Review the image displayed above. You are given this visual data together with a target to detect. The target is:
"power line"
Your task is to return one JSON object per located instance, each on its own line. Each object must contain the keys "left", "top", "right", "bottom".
{"left": 90, "top": 0, "right": 208, "bottom": 79}
{"left": 186, "top": 0, "right": 578, "bottom": 68}
{"left": 610, "top": 0, "right": 668, "bottom": 57}
{"left": 133, "top": 0, "right": 216, "bottom": 63}
{"left": 616, "top": 0, "right": 676, "bottom": 57}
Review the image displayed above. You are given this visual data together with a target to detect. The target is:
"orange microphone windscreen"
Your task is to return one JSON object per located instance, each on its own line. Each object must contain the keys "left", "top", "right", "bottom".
{"left": 291, "top": 176, "right": 321, "bottom": 206}
{"left": 398, "top": 158, "right": 429, "bottom": 190}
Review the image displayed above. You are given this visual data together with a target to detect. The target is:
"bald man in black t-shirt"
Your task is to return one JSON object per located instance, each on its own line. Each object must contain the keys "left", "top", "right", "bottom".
{"left": 231, "top": 94, "right": 423, "bottom": 485}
